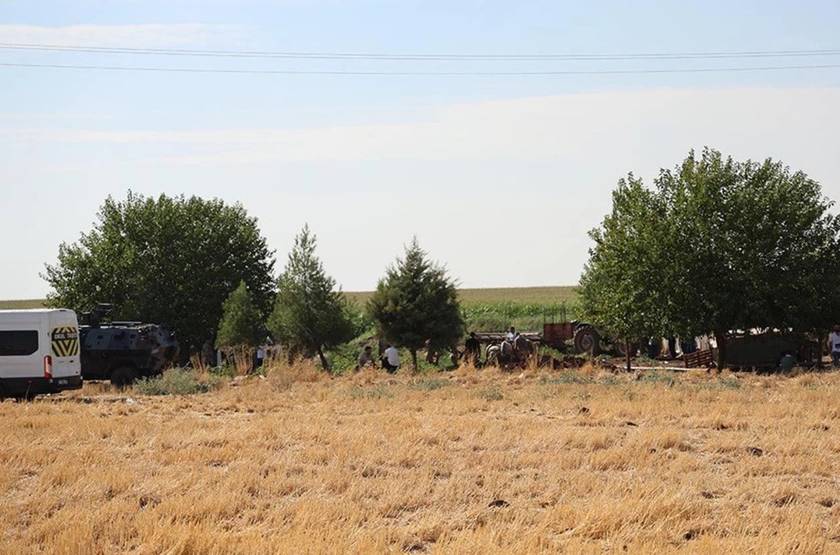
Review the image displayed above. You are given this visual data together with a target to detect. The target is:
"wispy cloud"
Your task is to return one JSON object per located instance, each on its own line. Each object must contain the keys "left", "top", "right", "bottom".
{"left": 0, "top": 24, "right": 246, "bottom": 48}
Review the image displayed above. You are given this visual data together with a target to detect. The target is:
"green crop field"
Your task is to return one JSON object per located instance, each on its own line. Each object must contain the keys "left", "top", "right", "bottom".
{"left": 1, "top": 286, "right": 579, "bottom": 332}
{"left": 344, "top": 285, "right": 577, "bottom": 306}
{"left": 347, "top": 286, "right": 579, "bottom": 332}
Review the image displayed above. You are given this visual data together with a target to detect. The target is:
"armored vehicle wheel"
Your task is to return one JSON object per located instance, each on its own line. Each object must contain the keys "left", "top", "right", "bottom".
{"left": 574, "top": 326, "right": 601, "bottom": 356}
{"left": 110, "top": 367, "right": 137, "bottom": 388}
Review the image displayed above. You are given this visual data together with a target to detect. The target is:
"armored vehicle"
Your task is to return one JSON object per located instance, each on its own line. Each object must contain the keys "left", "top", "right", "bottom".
{"left": 79, "top": 304, "right": 179, "bottom": 386}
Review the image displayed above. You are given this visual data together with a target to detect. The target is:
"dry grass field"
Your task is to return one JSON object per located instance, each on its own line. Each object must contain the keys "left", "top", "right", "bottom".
{"left": 1, "top": 364, "right": 838, "bottom": 554}
{"left": 0, "top": 299, "right": 47, "bottom": 310}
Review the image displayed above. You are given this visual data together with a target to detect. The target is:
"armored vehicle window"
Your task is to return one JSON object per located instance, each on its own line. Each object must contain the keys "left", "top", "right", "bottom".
{"left": 0, "top": 330, "right": 39, "bottom": 356}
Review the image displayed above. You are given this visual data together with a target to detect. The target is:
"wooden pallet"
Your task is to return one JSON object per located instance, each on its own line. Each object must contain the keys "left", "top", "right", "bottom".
{"left": 683, "top": 349, "right": 714, "bottom": 368}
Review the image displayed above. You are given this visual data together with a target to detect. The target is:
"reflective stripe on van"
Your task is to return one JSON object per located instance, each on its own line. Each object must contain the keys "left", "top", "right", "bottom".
{"left": 51, "top": 326, "right": 80, "bottom": 357}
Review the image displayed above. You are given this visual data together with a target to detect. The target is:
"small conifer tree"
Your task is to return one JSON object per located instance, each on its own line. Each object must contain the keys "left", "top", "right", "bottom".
{"left": 368, "top": 238, "right": 464, "bottom": 370}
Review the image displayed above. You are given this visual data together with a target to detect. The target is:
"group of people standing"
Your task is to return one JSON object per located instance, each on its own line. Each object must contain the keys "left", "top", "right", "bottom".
{"left": 200, "top": 338, "right": 273, "bottom": 371}
{"left": 356, "top": 327, "right": 522, "bottom": 372}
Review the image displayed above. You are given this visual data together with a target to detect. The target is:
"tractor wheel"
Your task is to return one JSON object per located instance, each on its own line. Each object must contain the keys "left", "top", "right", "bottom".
{"left": 110, "top": 367, "right": 138, "bottom": 388}
{"left": 574, "top": 326, "right": 601, "bottom": 356}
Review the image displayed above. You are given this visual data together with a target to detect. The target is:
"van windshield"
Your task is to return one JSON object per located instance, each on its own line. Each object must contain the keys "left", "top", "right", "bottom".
{"left": 0, "top": 330, "right": 39, "bottom": 356}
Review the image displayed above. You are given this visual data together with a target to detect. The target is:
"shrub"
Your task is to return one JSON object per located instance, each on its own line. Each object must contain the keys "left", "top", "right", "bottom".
{"left": 478, "top": 385, "right": 504, "bottom": 401}
{"left": 349, "top": 384, "right": 394, "bottom": 400}
{"left": 133, "top": 369, "right": 221, "bottom": 396}
{"left": 638, "top": 371, "right": 676, "bottom": 386}
{"left": 265, "top": 358, "right": 323, "bottom": 392}
{"left": 718, "top": 377, "right": 741, "bottom": 389}
{"left": 408, "top": 378, "right": 449, "bottom": 391}
{"left": 540, "top": 372, "right": 594, "bottom": 385}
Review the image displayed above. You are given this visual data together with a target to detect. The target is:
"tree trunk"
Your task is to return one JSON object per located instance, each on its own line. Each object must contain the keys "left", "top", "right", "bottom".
{"left": 410, "top": 349, "right": 418, "bottom": 372}
{"left": 625, "top": 339, "right": 632, "bottom": 373}
{"left": 714, "top": 331, "right": 727, "bottom": 370}
{"left": 316, "top": 346, "right": 330, "bottom": 372}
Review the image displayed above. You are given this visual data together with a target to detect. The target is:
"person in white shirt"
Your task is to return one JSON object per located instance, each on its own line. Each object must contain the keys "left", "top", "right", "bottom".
{"left": 829, "top": 325, "right": 840, "bottom": 367}
{"left": 383, "top": 344, "right": 400, "bottom": 373}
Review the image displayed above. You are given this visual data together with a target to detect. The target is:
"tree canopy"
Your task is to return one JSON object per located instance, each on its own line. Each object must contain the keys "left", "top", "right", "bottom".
{"left": 581, "top": 148, "right": 840, "bottom": 367}
{"left": 43, "top": 192, "right": 275, "bottom": 353}
{"left": 579, "top": 175, "right": 669, "bottom": 370}
{"left": 267, "top": 225, "right": 358, "bottom": 370}
{"left": 660, "top": 150, "right": 840, "bottom": 339}
{"left": 368, "top": 239, "right": 464, "bottom": 370}
{"left": 216, "top": 281, "right": 264, "bottom": 349}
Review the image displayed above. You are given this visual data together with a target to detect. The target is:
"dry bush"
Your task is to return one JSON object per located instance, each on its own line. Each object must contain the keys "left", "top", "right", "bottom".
{"left": 264, "top": 357, "right": 324, "bottom": 392}
{"left": 189, "top": 353, "right": 206, "bottom": 373}
{"left": 1, "top": 367, "right": 838, "bottom": 554}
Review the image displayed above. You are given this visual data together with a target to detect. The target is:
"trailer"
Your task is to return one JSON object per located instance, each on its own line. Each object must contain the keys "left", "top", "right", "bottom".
{"left": 725, "top": 332, "right": 819, "bottom": 371}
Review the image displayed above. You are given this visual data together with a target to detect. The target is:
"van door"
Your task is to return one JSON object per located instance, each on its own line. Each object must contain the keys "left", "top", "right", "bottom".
{"left": 0, "top": 319, "right": 42, "bottom": 379}
{"left": 48, "top": 312, "right": 81, "bottom": 379}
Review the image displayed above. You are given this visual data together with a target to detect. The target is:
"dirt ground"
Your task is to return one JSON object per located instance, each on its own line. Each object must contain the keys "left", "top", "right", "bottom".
{"left": 1, "top": 364, "right": 838, "bottom": 554}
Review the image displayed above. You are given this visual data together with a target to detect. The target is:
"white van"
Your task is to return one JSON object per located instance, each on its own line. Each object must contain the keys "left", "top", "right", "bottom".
{"left": 0, "top": 309, "right": 83, "bottom": 400}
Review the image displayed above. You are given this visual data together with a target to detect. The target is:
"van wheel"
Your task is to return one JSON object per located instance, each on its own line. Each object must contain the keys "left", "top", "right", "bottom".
{"left": 110, "top": 367, "right": 137, "bottom": 388}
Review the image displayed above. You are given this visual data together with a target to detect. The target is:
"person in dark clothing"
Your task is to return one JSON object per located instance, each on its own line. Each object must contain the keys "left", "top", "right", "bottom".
{"left": 201, "top": 340, "right": 215, "bottom": 368}
{"left": 464, "top": 332, "right": 481, "bottom": 366}
{"left": 646, "top": 338, "right": 660, "bottom": 359}
{"left": 667, "top": 336, "right": 677, "bottom": 359}
{"left": 357, "top": 345, "right": 376, "bottom": 370}
{"left": 680, "top": 337, "right": 696, "bottom": 356}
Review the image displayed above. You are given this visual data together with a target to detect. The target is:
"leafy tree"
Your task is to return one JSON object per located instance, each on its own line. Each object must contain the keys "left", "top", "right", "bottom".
{"left": 659, "top": 149, "right": 840, "bottom": 367}
{"left": 368, "top": 238, "right": 464, "bottom": 370}
{"left": 267, "top": 225, "right": 357, "bottom": 371}
{"left": 580, "top": 175, "right": 668, "bottom": 371}
{"left": 216, "top": 281, "right": 263, "bottom": 349}
{"left": 43, "top": 192, "right": 275, "bottom": 354}
{"left": 582, "top": 148, "right": 840, "bottom": 369}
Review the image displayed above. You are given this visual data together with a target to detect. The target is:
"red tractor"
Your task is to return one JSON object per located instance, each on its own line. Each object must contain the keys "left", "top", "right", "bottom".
{"left": 542, "top": 321, "right": 634, "bottom": 356}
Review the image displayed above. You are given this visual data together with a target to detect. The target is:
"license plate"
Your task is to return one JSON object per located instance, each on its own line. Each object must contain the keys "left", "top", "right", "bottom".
{"left": 56, "top": 379, "right": 68, "bottom": 385}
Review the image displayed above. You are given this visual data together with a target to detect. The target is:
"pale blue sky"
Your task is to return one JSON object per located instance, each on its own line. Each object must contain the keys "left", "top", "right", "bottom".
{"left": 2, "top": 1, "right": 840, "bottom": 298}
